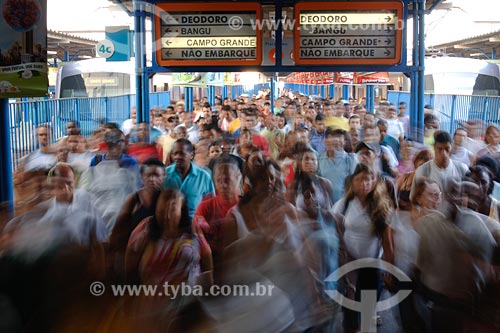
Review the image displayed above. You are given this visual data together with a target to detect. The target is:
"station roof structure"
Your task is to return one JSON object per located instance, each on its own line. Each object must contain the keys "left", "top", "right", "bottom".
{"left": 109, "top": 0, "right": 451, "bottom": 11}
{"left": 426, "top": 29, "right": 500, "bottom": 59}
{"left": 47, "top": 30, "right": 97, "bottom": 63}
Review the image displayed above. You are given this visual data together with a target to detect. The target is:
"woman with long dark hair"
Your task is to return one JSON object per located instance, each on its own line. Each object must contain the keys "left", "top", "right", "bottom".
{"left": 109, "top": 158, "right": 165, "bottom": 282}
{"left": 332, "top": 163, "right": 394, "bottom": 333}
{"left": 287, "top": 146, "right": 334, "bottom": 214}
{"left": 125, "top": 189, "right": 200, "bottom": 286}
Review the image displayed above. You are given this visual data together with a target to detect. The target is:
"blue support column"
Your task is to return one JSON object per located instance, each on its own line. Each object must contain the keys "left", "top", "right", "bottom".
{"left": 449, "top": 95, "right": 457, "bottom": 134}
{"left": 270, "top": 76, "right": 275, "bottom": 114}
{"left": 342, "top": 85, "right": 349, "bottom": 100}
{"left": 185, "top": 87, "right": 193, "bottom": 112}
{"left": 409, "top": 71, "right": 418, "bottom": 140}
{"left": 134, "top": 0, "right": 145, "bottom": 122}
{"left": 417, "top": 0, "right": 426, "bottom": 142}
{"left": 208, "top": 86, "right": 215, "bottom": 106}
{"left": 0, "top": 99, "right": 13, "bottom": 214}
{"left": 222, "top": 86, "right": 228, "bottom": 100}
{"left": 482, "top": 97, "right": 490, "bottom": 125}
{"left": 329, "top": 85, "right": 335, "bottom": 98}
{"left": 320, "top": 85, "right": 326, "bottom": 99}
{"left": 231, "top": 86, "right": 236, "bottom": 99}
{"left": 366, "top": 85, "right": 375, "bottom": 113}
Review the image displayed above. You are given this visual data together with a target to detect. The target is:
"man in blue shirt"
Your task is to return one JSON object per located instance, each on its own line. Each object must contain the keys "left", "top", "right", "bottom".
{"left": 309, "top": 113, "right": 327, "bottom": 154}
{"left": 317, "top": 128, "right": 356, "bottom": 203}
{"left": 164, "top": 138, "right": 215, "bottom": 221}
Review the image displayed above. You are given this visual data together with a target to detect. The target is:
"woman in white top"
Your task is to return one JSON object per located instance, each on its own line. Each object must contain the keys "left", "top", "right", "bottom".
{"left": 332, "top": 164, "right": 394, "bottom": 333}
{"left": 391, "top": 177, "right": 441, "bottom": 333}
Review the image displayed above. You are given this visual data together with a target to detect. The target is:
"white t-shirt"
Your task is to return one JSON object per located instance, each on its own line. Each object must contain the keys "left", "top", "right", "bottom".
{"left": 121, "top": 119, "right": 135, "bottom": 136}
{"left": 411, "top": 159, "right": 468, "bottom": 199}
{"left": 390, "top": 211, "right": 419, "bottom": 276}
{"left": 451, "top": 146, "right": 473, "bottom": 167}
{"left": 5, "top": 189, "right": 107, "bottom": 259}
{"left": 386, "top": 118, "right": 404, "bottom": 141}
{"left": 333, "top": 197, "right": 380, "bottom": 259}
{"left": 21, "top": 149, "right": 57, "bottom": 172}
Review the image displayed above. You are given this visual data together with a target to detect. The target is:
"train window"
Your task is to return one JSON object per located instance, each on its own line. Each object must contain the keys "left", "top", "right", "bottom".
{"left": 473, "top": 74, "right": 500, "bottom": 96}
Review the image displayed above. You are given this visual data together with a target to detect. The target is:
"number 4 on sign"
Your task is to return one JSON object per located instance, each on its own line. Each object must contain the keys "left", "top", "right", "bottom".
{"left": 99, "top": 45, "right": 111, "bottom": 54}
{"left": 269, "top": 48, "right": 284, "bottom": 63}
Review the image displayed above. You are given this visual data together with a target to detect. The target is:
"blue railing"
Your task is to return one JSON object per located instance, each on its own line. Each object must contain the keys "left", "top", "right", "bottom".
{"left": 387, "top": 91, "right": 500, "bottom": 134}
{"left": 9, "top": 89, "right": 500, "bottom": 169}
{"left": 9, "top": 92, "right": 171, "bottom": 169}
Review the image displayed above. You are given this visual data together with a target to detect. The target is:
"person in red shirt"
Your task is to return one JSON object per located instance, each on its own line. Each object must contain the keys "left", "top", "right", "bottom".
{"left": 127, "top": 122, "right": 163, "bottom": 164}
{"left": 233, "top": 107, "right": 270, "bottom": 157}
{"left": 193, "top": 154, "right": 241, "bottom": 282}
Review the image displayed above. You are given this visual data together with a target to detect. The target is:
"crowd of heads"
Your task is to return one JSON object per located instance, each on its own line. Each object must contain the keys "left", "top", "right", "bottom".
{"left": 3, "top": 88, "right": 500, "bottom": 332}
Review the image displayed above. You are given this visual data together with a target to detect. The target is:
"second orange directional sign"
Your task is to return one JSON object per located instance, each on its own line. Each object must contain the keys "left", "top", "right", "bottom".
{"left": 294, "top": 2, "right": 404, "bottom": 66}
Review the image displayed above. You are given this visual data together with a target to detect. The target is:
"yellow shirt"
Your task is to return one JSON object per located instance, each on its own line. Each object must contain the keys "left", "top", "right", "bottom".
{"left": 157, "top": 134, "right": 176, "bottom": 164}
{"left": 228, "top": 118, "right": 241, "bottom": 134}
{"left": 325, "top": 116, "right": 349, "bottom": 131}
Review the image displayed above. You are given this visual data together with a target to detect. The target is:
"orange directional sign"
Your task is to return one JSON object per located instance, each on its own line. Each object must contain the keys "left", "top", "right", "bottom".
{"left": 294, "top": 2, "right": 404, "bottom": 66}
{"left": 155, "top": 2, "right": 262, "bottom": 66}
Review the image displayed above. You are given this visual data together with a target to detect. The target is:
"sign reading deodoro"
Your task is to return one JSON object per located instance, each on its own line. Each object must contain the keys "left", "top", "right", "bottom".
{"left": 0, "top": 0, "right": 48, "bottom": 98}
{"left": 154, "top": 2, "right": 262, "bottom": 66}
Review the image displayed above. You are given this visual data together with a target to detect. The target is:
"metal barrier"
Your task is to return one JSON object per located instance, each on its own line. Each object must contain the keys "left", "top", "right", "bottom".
{"left": 9, "top": 90, "right": 500, "bottom": 169}
{"left": 9, "top": 92, "right": 170, "bottom": 169}
{"left": 387, "top": 91, "right": 500, "bottom": 134}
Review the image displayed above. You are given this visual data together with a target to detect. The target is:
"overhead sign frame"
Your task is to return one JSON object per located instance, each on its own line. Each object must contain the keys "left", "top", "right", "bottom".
{"left": 154, "top": 2, "right": 262, "bottom": 67}
{"left": 294, "top": 1, "right": 404, "bottom": 66}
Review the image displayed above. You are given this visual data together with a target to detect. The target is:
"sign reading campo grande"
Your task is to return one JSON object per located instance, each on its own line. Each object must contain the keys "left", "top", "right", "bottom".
{"left": 154, "top": 2, "right": 262, "bottom": 66}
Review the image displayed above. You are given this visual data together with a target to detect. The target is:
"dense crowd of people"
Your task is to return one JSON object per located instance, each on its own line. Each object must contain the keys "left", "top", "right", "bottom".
{"left": 1, "top": 90, "right": 500, "bottom": 333}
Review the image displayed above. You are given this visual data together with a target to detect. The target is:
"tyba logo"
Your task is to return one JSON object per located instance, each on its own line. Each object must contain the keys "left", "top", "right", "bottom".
{"left": 324, "top": 258, "right": 412, "bottom": 333}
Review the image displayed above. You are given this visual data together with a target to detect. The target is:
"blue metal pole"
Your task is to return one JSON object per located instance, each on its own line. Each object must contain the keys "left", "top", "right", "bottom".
{"left": 409, "top": 71, "right": 417, "bottom": 139}
{"left": 342, "top": 85, "right": 349, "bottom": 100}
{"left": 449, "top": 95, "right": 457, "bottom": 134}
{"left": 104, "top": 97, "right": 109, "bottom": 123}
{"left": 482, "top": 96, "right": 490, "bottom": 125}
{"left": 366, "top": 85, "right": 375, "bottom": 113}
{"left": 270, "top": 76, "right": 275, "bottom": 114}
{"left": 417, "top": 0, "right": 426, "bottom": 142}
{"left": 222, "top": 86, "right": 228, "bottom": 100}
{"left": 0, "top": 99, "right": 13, "bottom": 214}
{"left": 208, "top": 86, "right": 215, "bottom": 106}
{"left": 134, "top": 0, "right": 144, "bottom": 123}
{"left": 231, "top": 86, "right": 236, "bottom": 99}
{"left": 329, "top": 84, "right": 334, "bottom": 99}
{"left": 185, "top": 87, "right": 193, "bottom": 112}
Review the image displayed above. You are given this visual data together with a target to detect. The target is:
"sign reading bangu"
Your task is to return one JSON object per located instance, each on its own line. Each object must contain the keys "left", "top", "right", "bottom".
{"left": 154, "top": 2, "right": 262, "bottom": 66}
{"left": 294, "top": 1, "right": 404, "bottom": 66}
